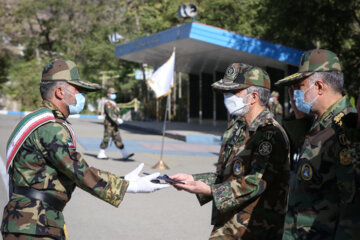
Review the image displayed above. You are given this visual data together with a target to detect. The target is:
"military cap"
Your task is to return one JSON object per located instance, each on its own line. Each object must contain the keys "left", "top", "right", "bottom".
{"left": 275, "top": 49, "right": 341, "bottom": 86}
{"left": 108, "top": 87, "right": 117, "bottom": 94}
{"left": 41, "top": 59, "right": 101, "bottom": 91}
{"left": 271, "top": 91, "right": 279, "bottom": 97}
{"left": 212, "top": 63, "right": 270, "bottom": 91}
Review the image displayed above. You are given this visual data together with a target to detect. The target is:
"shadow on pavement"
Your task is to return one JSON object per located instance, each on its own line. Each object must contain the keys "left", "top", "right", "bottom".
{"left": 112, "top": 157, "right": 135, "bottom": 162}
{"left": 83, "top": 153, "right": 136, "bottom": 162}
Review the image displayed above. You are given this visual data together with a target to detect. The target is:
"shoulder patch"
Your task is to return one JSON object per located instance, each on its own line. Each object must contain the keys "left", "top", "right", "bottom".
{"left": 232, "top": 159, "right": 243, "bottom": 176}
{"left": 258, "top": 141, "right": 272, "bottom": 156}
{"left": 301, "top": 163, "right": 312, "bottom": 181}
{"left": 264, "top": 130, "right": 274, "bottom": 140}
{"left": 339, "top": 148, "right": 352, "bottom": 165}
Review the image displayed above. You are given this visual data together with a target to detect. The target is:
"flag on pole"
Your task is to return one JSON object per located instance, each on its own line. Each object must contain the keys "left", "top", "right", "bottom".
{"left": 147, "top": 50, "right": 175, "bottom": 98}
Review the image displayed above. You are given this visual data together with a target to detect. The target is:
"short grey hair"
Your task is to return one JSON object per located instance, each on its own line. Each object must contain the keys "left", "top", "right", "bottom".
{"left": 246, "top": 86, "right": 270, "bottom": 106}
{"left": 309, "top": 72, "right": 343, "bottom": 94}
{"left": 40, "top": 81, "right": 67, "bottom": 100}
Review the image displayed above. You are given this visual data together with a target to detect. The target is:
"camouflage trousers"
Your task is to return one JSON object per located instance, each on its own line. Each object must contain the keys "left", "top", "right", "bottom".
{"left": 2, "top": 233, "right": 56, "bottom": 240}
{"left": 100, "top": 119, "right": 123, "bottom": 149}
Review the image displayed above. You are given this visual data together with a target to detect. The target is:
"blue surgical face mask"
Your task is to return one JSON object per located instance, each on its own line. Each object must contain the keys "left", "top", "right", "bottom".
{"left": 293, "top": 84, "right": 318, "bottom": 114}
{"left": 110, "top": 93, "right": 117, "bottom": 100}
{"left": 64, "top": 89, "right": 86, "bottom": 115}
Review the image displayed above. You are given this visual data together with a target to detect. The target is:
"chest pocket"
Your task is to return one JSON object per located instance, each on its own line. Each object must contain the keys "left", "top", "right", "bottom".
{"left": 297, "top": 127, "right": 335, "bottom": 186}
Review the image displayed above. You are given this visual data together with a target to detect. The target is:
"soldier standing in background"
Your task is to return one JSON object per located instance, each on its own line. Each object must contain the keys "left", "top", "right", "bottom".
{"left": 1, "top": 59, "right": 168, "bottom": 240}
{"left": 269, "top": 90, "right": 283, "bottom": 124}
{"left": 97, "top": 88, "right": 134, "bottom": 160}
{"left": 171, "top": 63, "right": 290, "bottom": 239}
{"left": 275, "top": 49, "right": 358, "bottom": 239}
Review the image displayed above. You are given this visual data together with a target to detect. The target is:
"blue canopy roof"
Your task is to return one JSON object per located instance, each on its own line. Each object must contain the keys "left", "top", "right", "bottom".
{"left": 115, "top": 22, "right": 303, "bottom": 74}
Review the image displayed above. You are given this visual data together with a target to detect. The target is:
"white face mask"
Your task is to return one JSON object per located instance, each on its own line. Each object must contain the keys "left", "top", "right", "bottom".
{"left": 224, "top": 93, "right": 250, "bottom": 116}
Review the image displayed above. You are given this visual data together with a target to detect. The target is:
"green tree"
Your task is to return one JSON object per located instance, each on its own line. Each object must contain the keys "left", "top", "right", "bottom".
{"left": 258, "top": 0, "right": 360, "bottom": 95}
{"left": 2, "top": 58, "right": 43, "bottom": 111}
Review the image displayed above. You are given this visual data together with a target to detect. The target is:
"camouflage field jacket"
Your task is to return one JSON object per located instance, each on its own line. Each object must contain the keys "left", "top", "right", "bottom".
{"left": 283, "top": 96, "right": 358, "bottom": 240}
{"left": 193, "top": 108, "right": 290, "bottom": 239}
{"left": 104, "top": 99, "right": 120, "bottom": 126}
{"left": 1, "top": 101, "right": 128, "bottom": 239}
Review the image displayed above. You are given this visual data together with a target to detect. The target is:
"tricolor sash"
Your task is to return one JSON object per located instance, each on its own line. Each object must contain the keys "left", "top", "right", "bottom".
{"left": 105, "top": 99, "right": 120, "bottom": 111}
{"left": 6, "top": 108, "right": 55, "bottom": 171}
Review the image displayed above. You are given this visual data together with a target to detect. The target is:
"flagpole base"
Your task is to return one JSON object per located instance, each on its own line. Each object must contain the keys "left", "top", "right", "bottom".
{"left": 152, "top": 160, "right": 169, "bottom": 170}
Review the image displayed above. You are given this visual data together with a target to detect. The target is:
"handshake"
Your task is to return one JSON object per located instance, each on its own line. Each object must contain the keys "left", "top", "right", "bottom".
{"left": 124, "top": 163, "right": 169, "bottom": 193}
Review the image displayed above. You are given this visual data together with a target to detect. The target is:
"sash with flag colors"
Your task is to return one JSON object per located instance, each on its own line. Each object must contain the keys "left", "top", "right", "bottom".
{"left": 6, "top": 108, "right": 55, "bottom": 171}
{"left": 146, "top": 50, "right": 175, "bottom": 98}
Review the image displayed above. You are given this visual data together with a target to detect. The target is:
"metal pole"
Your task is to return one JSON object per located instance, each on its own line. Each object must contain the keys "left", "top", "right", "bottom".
{"left": 152, "top": 96, "right": 170, "bottom": 169}
{"left": 160, "top": 95, "right": 169, "bottom": 161}
{"left": 213, "top": 71, "right": 217, "bottom": 126}
{"left": 199, "top": 72, "right": 202, "bottom": 124}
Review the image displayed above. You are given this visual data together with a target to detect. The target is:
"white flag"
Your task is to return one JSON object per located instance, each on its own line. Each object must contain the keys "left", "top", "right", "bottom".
{"left": 147, "top": 51, "right": 175, "bottom": 98}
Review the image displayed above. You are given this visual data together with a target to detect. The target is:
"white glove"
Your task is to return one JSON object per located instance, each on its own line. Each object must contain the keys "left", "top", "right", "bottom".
{"left": 125, "top": 163, "right": 169, "bottom": 193}
{"left": 117, "top": 118, "right": 124, "bottom": 125}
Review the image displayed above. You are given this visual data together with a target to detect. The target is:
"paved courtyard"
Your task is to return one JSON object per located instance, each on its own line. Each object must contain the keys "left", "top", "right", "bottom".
{"left": 0, "top": 114, "right": 222, "bottom": 240}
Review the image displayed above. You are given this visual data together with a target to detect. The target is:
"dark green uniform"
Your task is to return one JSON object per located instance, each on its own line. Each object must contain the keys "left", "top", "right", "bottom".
{"left": 282, "top": 97, "right": 357, "bottom": 239}
{"left": 1, "top": 101, "right": 128, "bottom": 240}
{"left": 194, "top": 109, "right": 290, "bottom": 239}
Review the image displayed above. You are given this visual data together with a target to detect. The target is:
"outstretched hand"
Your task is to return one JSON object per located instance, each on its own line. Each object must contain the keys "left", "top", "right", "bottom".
{"left": 170, "top": 173, "right": 211, "bottom": 196}
{"left": 125, "top": 163, "right": 169, "bottom": 193}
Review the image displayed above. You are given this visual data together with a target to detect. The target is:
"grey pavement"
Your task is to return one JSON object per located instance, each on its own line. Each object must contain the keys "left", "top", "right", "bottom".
{"left": 123, "top": 119, "right": 227, "bottom": 144}
{"left": 0, "top": 115, "right": 224, "bottom": 240}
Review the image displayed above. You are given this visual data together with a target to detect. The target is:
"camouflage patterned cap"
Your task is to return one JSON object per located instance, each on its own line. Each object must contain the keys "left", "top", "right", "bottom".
{"left": 271, "top": 91, "right": 279, "bottom": 97}
{"left": 41, "top": 59, "right": 101, "bottom": 92}
{"left": 212, "top": 63, "right": 270, "bottom": 91}
{"left": 108, "top": 87, "right": 117, "bottom": 94}
{"left": 275, "top": 49, "right": 341, "bottom": 86}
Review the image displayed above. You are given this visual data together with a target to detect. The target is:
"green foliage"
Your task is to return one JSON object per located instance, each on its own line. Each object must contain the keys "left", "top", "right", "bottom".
{"left": 1, "top": 0, "right": 359, "bottom": 114}
{"left": 258, "top": 0, "right": 360, "bottom": 95}
{"left": 197, "top": 0, "right": 264, "bottom": 37}
{"left": 2, "top": 58, "right": 43, "bottom": 111}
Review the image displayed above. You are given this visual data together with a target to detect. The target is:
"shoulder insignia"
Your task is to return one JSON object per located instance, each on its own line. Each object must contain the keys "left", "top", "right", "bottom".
{"left": 301, "top": 163, "right": 312, "bottom": 181}
{"left": 258, "top": 141, "right": 272, "bottom": 156}
{"left": 232, "top": 159, "right": 243, "bottom": 176}
{"left": 333, "top": 112, "right": 345, "bottom": 126}
{"left": 323, "top": 112, "right": 334, "bottom": 123}
{"left": 339, "top": 148, "right": 352, "bottom": 165}
{"left": 264, "top": 130, "right": 274, "bottom": 140}
{"left": 338, "top": 133, "right": 347, "bottom": 146}
{"left": 52, "top": 110, "right": 65, "bottom": 120}
{"left": 67, "top": 139, "right": 76, "bottom": 150}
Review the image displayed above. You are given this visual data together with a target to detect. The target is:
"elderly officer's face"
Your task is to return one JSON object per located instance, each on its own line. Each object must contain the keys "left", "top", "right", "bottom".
{"left": 62, "top": 83, "right": 80, "bottom": 105}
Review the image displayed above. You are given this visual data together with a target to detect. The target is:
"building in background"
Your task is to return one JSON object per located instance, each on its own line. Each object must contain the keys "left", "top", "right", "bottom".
{"left": 115, "top": 22, "right": 303, "bottom": 123}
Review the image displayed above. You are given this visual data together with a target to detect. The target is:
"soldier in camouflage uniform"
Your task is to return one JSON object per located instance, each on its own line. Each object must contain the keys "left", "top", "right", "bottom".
{"left": 275, "top": 49, "right": 359, "bottom": 239}
{"left": 97, "top": 88, "right": 134, "bottom": 160}
{"left": 269, "top": 91, "right": 283, "bottom": 124}
{"left": 171, "top": 63, "right": 291, "bottom": 239}
{"left": 1, "top": 59, "right": 168, "bottom": 240}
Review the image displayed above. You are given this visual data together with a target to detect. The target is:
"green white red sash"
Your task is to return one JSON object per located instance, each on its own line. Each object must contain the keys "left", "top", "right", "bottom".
{"left": 105, "top": 99, "right": 120, "bottom": 111}
{"left": 6, "top": 108, "right": 55, "bottom": 171}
